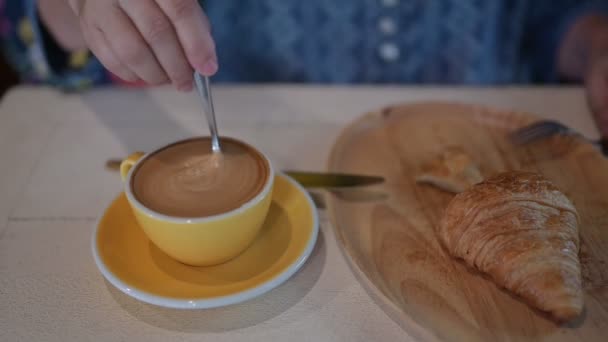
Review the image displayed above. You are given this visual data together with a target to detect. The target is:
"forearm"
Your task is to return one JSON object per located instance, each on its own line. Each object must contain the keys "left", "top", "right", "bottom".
{"left": 557, "top": 14, "right": 608, "bottom": 81}
{"left": 37, "top": 0, "right": 86, "bottom": 51}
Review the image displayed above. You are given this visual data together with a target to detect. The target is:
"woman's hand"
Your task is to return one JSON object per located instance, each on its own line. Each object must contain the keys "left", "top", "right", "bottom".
{"left": 66, "top": 0, "right": 218, "bottom": 91}
{"left": 586, "top": 54, "right": 608, "bottom": 135}
{"left": 559, "top": 14, "right": 608, "bottom": 136}
{"left": 38, "top": 0, "right": 87, "bottom": 51}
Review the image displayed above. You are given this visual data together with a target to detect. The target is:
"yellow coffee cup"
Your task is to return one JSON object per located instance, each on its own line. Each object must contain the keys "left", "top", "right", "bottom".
{"left": 119, "top": 139, "right": 274, "bottom": 267}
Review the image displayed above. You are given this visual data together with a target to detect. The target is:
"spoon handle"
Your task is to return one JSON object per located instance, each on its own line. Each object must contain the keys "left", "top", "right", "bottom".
{"left": 194, "top": 72, "right": 221, "bottom": 153}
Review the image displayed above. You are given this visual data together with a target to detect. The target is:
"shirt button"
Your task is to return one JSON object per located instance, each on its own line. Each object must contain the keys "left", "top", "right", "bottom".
{"left": 381, "top": 0, "right": 399, "bottom": 8}
{"left": 378, "top": 17, "right": 397, "bottom": 35}
{"left": 379, "top": 42, "right": 400, "bottom": 62}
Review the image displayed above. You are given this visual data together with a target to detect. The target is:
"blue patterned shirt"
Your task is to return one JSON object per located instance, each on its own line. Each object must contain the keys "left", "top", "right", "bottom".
{"left": 1, "top": 0, "right": 608, "bottom": 91}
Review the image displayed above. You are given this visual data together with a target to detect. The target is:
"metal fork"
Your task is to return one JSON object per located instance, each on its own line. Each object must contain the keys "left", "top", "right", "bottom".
{"left": 509, "top": 120, "right": 608, "bottom": 155}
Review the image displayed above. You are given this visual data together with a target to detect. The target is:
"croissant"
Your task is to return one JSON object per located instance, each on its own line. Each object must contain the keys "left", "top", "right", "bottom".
{"left": 438, "top": 171, "right": 583, "bottom": 321}
{"left": 416, "top": 146, "right": 483, "bottom": 193}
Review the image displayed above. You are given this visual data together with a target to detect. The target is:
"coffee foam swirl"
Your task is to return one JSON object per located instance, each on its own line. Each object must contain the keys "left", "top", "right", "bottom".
{"left": 132, "top": 138, "right": 268, "bottom": 218}
{"left": 171, "top": 154, "right": 223, "bottom": 192}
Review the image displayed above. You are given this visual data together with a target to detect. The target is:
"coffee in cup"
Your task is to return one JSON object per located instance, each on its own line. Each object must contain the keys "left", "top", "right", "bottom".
{"left": 120, "top": 137, "right": 275, "bottom": 266}
{"left": 131, "top": 137, "right": 269, "bottom": 218}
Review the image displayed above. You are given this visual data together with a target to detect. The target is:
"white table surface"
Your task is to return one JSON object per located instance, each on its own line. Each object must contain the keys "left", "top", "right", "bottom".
{"left": 0, "top": 85, "right": 598, "bottom": 341}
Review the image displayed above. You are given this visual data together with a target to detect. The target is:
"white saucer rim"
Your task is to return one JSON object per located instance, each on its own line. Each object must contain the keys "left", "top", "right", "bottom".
{"left": 91, "top": 172, "right": 319, "bottom": 309}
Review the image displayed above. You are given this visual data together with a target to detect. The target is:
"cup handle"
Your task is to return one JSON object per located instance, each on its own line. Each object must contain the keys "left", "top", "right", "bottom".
{"left": 120, "top": 152, "right": 145, "bottom": 182}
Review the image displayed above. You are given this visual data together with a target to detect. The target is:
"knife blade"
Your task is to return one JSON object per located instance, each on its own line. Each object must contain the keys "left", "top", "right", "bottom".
{"left": 104, "top": 159, "right": 384, "bottom": 188}
{"left": 282, "top": 170, "right": 384, "bottom": 188}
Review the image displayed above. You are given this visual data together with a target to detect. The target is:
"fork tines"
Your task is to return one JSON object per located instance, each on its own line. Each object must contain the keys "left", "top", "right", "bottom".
{"left": 509, "top": 120, "right": 571, "bottom": 145}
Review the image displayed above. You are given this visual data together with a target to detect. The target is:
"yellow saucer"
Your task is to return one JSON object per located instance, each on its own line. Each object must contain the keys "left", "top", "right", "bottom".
{"left": 92, "top": 173, "right": 318, "bottom": 309}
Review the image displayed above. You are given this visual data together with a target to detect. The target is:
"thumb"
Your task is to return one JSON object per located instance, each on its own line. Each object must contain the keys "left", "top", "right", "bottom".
{"left": 597, "top": 108, "right": 608, "bottom": 137}
{"left": 585, "top": 57, "right": 608, "bottom": 133}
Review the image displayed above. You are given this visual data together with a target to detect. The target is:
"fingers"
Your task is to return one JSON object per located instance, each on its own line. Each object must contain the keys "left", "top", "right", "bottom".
{"left": 80, "top": 24, "right": 138, "bottom": 82}
{"left": 87, "top": 2, "right": 168, "bottom": 85}
{"left": 586, "top": 59, "right": 608, "bottom": 110}
{"left": 67, "top": 0, "right": 84, "bottom": 15}
{"left": 119, "top": 0, "right": 193, "bottom": 91}
{"left": 599, "top": 109, "right": 608, "bottom": 136}
{"left": 585, "top": 57, "right": 608, "bottom": 134}
{"left": 74, "top": 0, "right": 217, "bottom": 89}
{"left": 155, "top": 0, "right": 218, "bottom": 76}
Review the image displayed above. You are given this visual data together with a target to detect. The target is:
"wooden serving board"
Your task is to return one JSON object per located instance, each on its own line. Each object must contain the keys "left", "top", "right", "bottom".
{"left": 326, "top": 102, "right": 608, "bottom": 342}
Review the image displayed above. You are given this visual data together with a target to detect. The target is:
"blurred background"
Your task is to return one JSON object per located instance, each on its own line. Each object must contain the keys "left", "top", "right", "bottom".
{"left": 0, "top": 53, "right": 18, "bottom": 96}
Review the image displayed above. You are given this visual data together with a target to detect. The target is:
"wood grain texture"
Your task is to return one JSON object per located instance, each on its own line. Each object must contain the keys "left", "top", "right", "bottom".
{"left": 326, "top": 102, "right": 608, "bottom": 341}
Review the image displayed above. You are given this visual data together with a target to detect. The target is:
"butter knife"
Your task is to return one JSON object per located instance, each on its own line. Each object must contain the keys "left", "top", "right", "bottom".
{"left": 282, "top": 170, "right": 384, "bottom": 188}
{"left": 104, "top": 159, "right": 384, "bottom": 188}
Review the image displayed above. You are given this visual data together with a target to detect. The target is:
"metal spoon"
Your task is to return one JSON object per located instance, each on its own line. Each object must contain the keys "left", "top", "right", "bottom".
{"left": 193, "top": 71, "right": 221, "bottom": 153}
